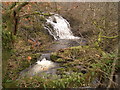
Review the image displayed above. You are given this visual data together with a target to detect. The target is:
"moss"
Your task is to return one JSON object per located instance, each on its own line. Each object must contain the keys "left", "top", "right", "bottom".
{"left": 55, "top": 58, "right": 68, "bottom": 63}
{"left": 50, "top": 54, "right": 61, "bottom": 61}
{"left": 3, "top": 81, "right": 18, "bottom": 88}
{"left": 3, "top": 34, "right": 117, "bottom": 88}
{"left": 2, "top": 49, "right": 12, "bottom": 77}
{"left": 49, "top": 46, "right": 115, "bottom": 86}
{"left": 56, "top": 68, "right": 66, "bottom": 74}
{"left": 50, "top": 46, "right": 103, "bottom": 70}
{"left": 15, "top": 72, "right": 87, "bottom": 88}
{"left": 30, "top": 53, "right": 41, "bottom": 60}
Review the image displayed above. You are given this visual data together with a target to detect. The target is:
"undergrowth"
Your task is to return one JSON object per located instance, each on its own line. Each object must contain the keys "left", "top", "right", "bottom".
{"left": 3, "top": 45, "right": 118, "bottom": 88}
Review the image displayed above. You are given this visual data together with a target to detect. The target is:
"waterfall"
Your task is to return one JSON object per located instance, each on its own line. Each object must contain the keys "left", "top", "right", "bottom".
{"left": 45, "top": 14, "right": 80, "bottom": 40}
{"left": 19, "top": 14, "right": 83, "bottom": 77}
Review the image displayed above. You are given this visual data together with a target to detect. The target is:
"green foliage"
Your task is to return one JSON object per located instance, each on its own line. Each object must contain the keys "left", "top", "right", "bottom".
{"left": 3, "top": 44, "right": 116, "bottom": 88}
{"left": 2, "top": 3, "right": 118, "bottom": 88}
{"left": 50, "top": 46, "right": 117, "bottom": 87}
{"left": 3, "top": 40, "right": 118, "bottom": 88}
{"left": 2, "top": 29, "right": 15, "bottom": 49}
{"left": 12, "top": 72, "right": 86, "bottom": 88}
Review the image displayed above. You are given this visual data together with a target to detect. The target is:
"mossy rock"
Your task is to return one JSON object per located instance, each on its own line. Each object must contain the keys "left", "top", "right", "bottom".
{"left": 50, "top": 54, "right": 61, "bottom": 61}
{"left": 51, "top": 46, "right": 103, "bottom": 64}
{"left": 50, "top": 46, "right": 111, "bottom": 77}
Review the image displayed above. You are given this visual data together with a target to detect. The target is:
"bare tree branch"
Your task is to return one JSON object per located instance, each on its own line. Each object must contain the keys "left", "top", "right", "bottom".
{"left": 107, "top": 52, "right": 118, "bottom": 88}
{"left": 12, "top": 2, "right": 29, "bottom": 13}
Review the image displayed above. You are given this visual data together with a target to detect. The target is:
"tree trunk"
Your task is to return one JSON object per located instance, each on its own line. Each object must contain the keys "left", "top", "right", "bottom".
{"left": 3, "top": 2, "right": 29, "bottom": 35}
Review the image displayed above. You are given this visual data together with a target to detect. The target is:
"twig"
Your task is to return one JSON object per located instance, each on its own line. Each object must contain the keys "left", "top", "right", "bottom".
{"left": 96, "top": 68, "right": 118, "bottom": 87}
{"left": 19, "top": 12, "right": 42, "bottom": 18}
{"left": 107, "top": 54, "right": 118, "bottom": 88}
{"left": 101, "top": 35, "right": 118, "bottom": 39}
{"left": 78, "top": 30, "right": 84, "bottom": 44}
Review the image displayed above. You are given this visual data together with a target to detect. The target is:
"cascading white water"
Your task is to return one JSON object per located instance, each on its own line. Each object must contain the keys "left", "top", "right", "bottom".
{"left": 45, "top": 14, "right": 80, "bottom": 40}
{"left": 19, "top": 14, "right": 82, "bottom": 77}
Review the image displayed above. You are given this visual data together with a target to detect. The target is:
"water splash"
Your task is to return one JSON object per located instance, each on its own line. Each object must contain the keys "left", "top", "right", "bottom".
{"left": 36, "top": 58, "right": 55, "bottom": 68}
{"left": 19, "top": 14, "right": 83, "bottom": 78}
{"left": 45, "top": 14, "right": 80, "bottom": 40}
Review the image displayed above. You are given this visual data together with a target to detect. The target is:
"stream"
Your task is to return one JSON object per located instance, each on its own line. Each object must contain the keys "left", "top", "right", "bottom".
{"left": 19, "top": 14, "right": 86, "bottom": 78}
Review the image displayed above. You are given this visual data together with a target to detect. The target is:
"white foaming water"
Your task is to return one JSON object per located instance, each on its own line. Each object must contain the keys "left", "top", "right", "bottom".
{"left": 20, "top": 14, "right": 81, "bottom": 77}
{"left": 36, "top": 58, "right": 55, "bottom": 68}
{"left": 23, "top": 58, "right": 57, "bottom": 76}
{"left": 45, "top": 14, "right": 80, "bottom": 40}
